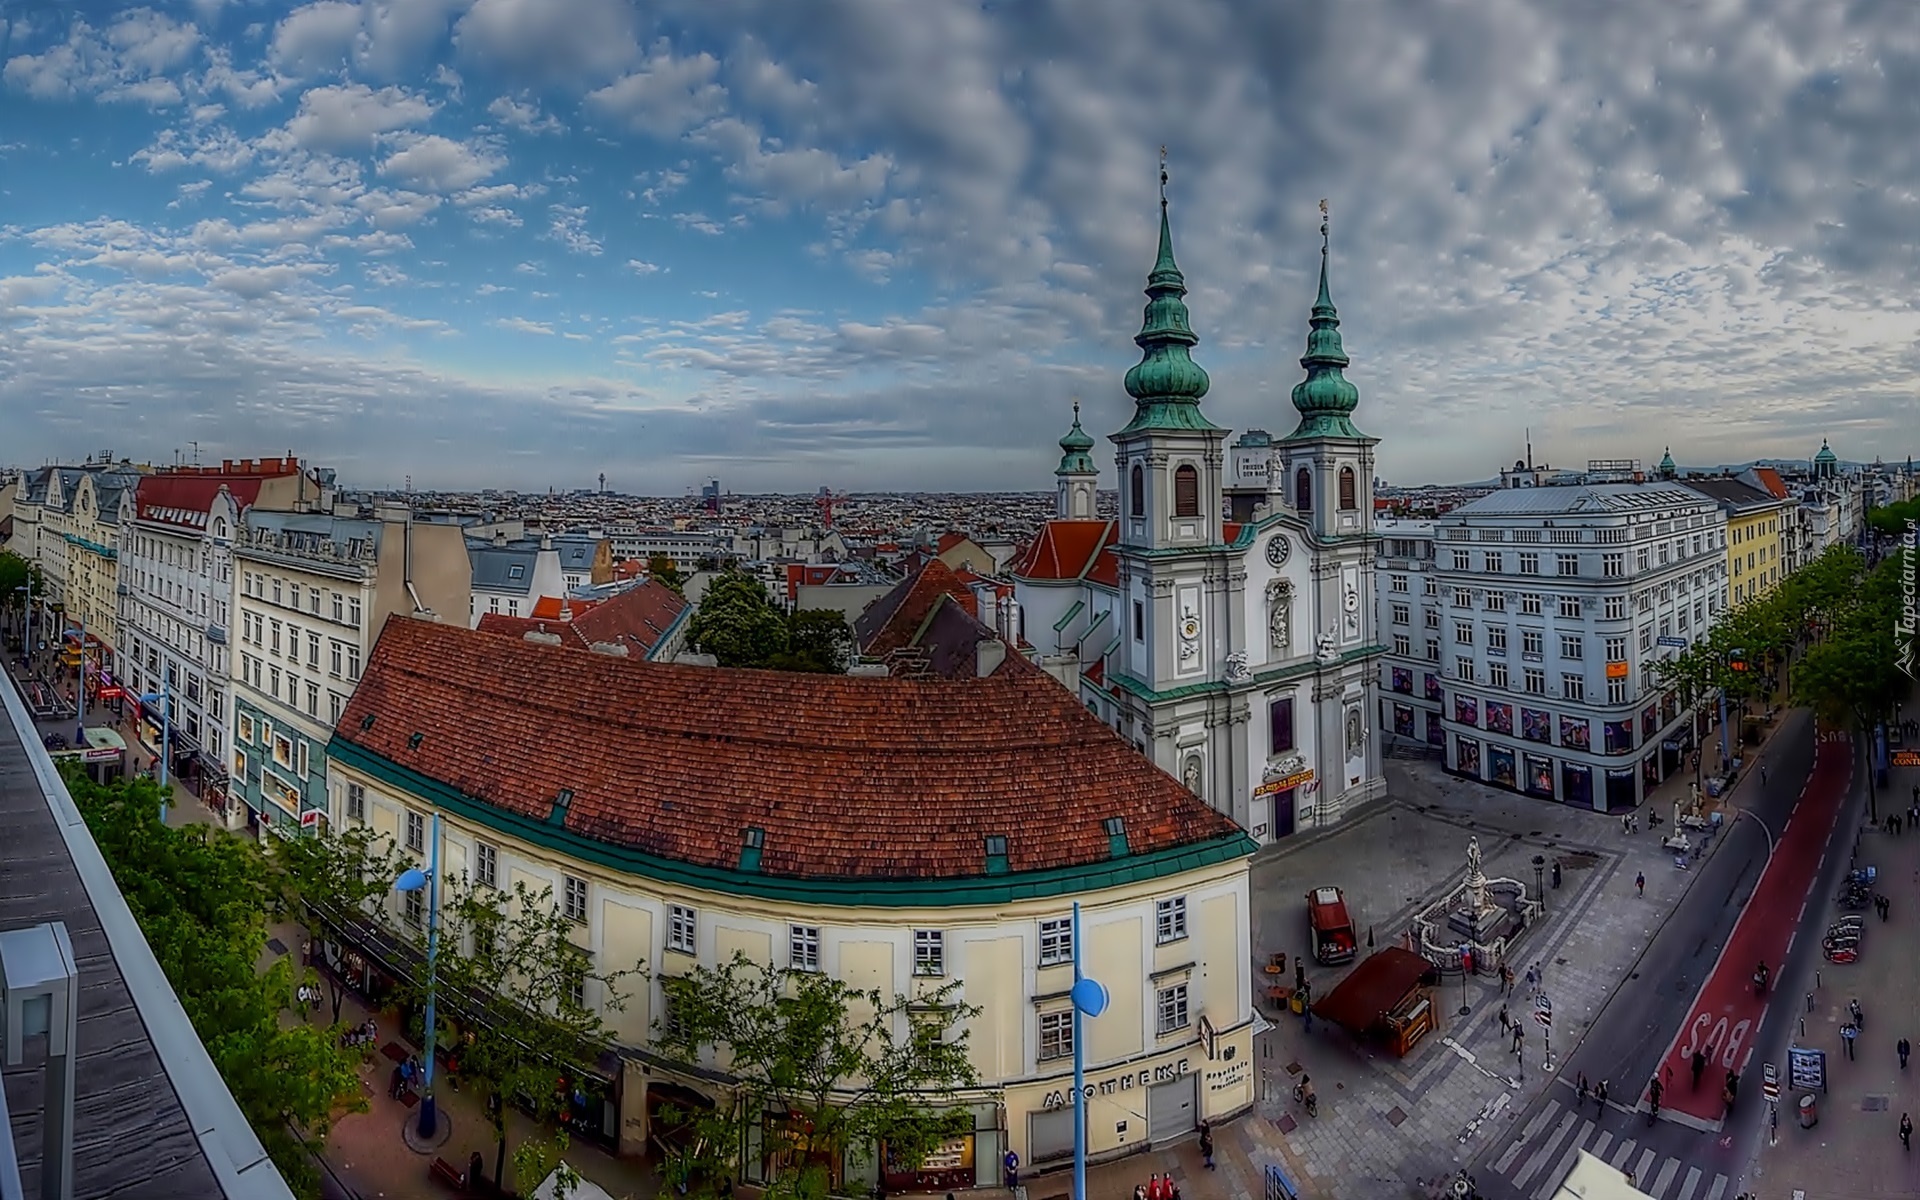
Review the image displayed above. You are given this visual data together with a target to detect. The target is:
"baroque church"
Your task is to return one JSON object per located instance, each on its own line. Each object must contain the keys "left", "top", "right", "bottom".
{"left": 1010, "top": 191, "right": 1386, "bottom": 843}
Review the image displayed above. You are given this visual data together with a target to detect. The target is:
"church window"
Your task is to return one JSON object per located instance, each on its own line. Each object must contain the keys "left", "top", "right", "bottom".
{"left": 1129, "top": 465, "right": 1145, "bottom": 517}
{"left": 1268, "top": 698, "right": 1295, "bottom": 754}
{"left": 1338, "top": 467, "right": 1357, "bottom": 510}
{"left": 1294, "top": 467, "right": 1312, "bottom": 511}
{"left": 1173, "top": 465, "right": 1200, "bottom": 517}
{"left": 1133, "top": 600, "right": 1144, "bottom": 643}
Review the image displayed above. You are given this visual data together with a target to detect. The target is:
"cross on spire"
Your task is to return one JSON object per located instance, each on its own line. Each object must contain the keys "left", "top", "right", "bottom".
{"left": 1160, "top": 146, "right": 1169, "bottom": 206}
{"left": 1319, "top": 198, "right": 1330, "bottom": 252}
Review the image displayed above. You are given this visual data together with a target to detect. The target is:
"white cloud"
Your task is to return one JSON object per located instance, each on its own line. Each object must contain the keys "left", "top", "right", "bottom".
{"left": 356, "top": 188, "right": 442, "bottom": 229}
{"left": 586, "top": 45, "right": 726, "bottom": 137}
{"left": 546, "top": 205, "right": 602, "bottom": 256}
{"left": 468, "top": 206, "right": 522, "bottom": 227}
{"left": 486, "top": 94, "right": 562, "bottom": 135}
{"left": 4, "top": 10, "right": 201, "bottom": 106}
{"left": 626, "top": 259, "right": 662, "bottom": 275}
{"left": 377, "top": 134, "right": 504, "bottom": 192}
{"left": 268, "top": 1, "right": 360, "bottom": 76}
{"left": 210, "top": 264, "right": 313, "bottom": 299}
{"left": 278, "top": 82, "right": 435, "bottom": 152}
{"left": 494, "top": 316, "right": 555, "bottom": 335}
{"left": 453, "top": 0, "right": 638, "bottom": 85}
{"left": 132, "top": 125, "right": 255, "bottom": 173}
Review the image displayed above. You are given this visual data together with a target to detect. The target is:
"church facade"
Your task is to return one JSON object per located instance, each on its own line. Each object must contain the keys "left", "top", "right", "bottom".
{"left": 1011, "top": 198, "right": 1386, "bottom": 843}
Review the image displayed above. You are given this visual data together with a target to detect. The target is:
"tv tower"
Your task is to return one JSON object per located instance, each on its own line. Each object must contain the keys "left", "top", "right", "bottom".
{"left": 598, "top": 472, "right": 606, "bottom": 495}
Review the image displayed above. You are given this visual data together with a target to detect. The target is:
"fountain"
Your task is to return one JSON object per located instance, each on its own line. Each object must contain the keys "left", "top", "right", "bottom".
{"left": 1409, "top": 836, "right": 1541, "bottom": 974}
{"left": 1447, "top": 838, "right": 1506, "bottom": 942}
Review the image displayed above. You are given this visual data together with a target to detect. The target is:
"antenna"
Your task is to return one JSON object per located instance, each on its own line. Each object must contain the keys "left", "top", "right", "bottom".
{"left": 1526, "top": 428, "right": 1533, "bottom": 471}
{"left": 189, "top": 440, "right": 200, "bottom": 466}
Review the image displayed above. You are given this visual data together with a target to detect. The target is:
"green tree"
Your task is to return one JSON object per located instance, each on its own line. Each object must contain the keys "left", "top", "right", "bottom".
{"left": 402, "top": 877, "right": 645, "bottom": 1192}
{"left": 649, "top": 554, "right": 689, "bottom": 596}
{"left": 654, "top": 952, "right": 984, "bottom": 1200}
{"left": 271, "top": 822, "right": 413, "bottom": 1023}
{"left": 65, "top": 770, "right": 364, "bottom": 1199}
{"left": 777, "top": 609, "right": 855, "bottom": 674}
{"left": 688, "top": 570, "right": 790, "bottom": 667}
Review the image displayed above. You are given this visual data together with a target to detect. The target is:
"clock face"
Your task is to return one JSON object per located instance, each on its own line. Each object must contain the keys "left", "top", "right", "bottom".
{"left": 1265, "top": 537, "right": 1291, "bottom": 568}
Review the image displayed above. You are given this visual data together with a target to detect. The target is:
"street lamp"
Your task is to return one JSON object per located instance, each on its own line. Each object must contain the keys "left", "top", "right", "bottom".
{"left": 1068, "top": 902, "right": 1108, "bottom": 1200}
{"left": 136, "top": 681, "right": 171, "bottom": 824}
{"left": 393, "top": 812, "right": 442, "bottom": 1139}
{"left": 73, "top": 612, "right": 88, "bottom": 745}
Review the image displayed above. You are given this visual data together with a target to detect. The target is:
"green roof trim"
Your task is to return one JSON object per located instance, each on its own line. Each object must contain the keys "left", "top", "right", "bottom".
{"left": 1110, "top": 642, "right": 1387, "bottom": 704}
{"left": 1052, "top": 598, "right": 1087, "bottom": 633}
{"left": 326, "top": 737, "right": 1257, "bottom": 907}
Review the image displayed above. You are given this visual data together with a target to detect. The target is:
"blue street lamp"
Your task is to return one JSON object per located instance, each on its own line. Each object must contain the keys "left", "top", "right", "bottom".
{"left": 1069, "top": 902, "right": 1108, "bottom": 1200}
{"left": 394, "top": 812, "right": 443, "bottom": 1138}
{"left": 136, "top": 681, "right": 171, "bottom": 823}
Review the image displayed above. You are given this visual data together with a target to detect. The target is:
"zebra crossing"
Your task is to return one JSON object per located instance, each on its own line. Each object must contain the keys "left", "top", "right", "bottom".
{"left": 1483, "top": 1097, "right": 1734, "bottom": 1200}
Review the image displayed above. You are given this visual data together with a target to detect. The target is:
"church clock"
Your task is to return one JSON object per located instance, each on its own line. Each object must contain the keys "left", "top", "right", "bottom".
{"left": 1265, "top": 536, "right": 1291, "bottom": 568}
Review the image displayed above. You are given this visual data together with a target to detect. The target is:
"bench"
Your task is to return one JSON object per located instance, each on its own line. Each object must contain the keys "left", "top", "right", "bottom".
{"left": 429, "top": 1157, "right": 465, "bottom": 1191}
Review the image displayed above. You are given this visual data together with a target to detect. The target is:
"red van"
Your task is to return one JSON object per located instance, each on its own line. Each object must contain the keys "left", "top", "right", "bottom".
{"left": 1306, "top": 886, "right": 1357, "bottom": 965}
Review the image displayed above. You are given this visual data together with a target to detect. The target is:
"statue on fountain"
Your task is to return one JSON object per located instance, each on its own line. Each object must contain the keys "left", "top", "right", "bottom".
{"left": 1448, "top": 835, "right": 1506, "bottom": 942}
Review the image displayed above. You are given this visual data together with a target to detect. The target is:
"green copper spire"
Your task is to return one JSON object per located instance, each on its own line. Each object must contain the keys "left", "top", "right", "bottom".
{"left": 1118, "top": 152, "right": 1219, "bottom": 436}
{"left": 1056, "top": 400, "right": 1098, "bottom": 476}
{"left": 1285, "top": 201, "right": 1369, "bottom": 442}
{"left": 1658, "top": 447, "right": 1676, "bottom": 476}
{"left": 1814, "top": 438, "right": 1837, "bottom": 464}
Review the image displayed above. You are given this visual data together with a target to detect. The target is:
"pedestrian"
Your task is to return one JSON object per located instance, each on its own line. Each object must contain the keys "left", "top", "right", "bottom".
{"left": 1150, "top": 1173, "right": 1168, "bottom": 1200}
{"left": 1596, "top": 1079, "right": 1609, "bottom": 1114}
{"left": 388, "top": 1063, "right": 403, "bottom": 1099}
{"left": 1499, "top": 1003, "right": 1510, "bottom": 1034}
{"left": 1513, "top": 1023, "right": 1524, "bottom": 1055}
{"left": 1133, "top": 1185, "right": 1147, "bottom": 1200}
{"left": 1760, "top": 765, "right": 1769, "bottom": 786}
{"left": 1500, "top": 963, "right": 1514, "bottom": 995}
{"left": 1526, "top": 962, "right": 1542, "bottom": 997}
{"left": 1900, "top": 1038, "right": 1911, "bottom": 1070}
{"left": 1904, "top": 1113, "right": 1914, "bottom": 1152}
{"left": 1636, "top": 871, "right": 1646, "bottom": 897}
{"left": 1199, "top": 1121, "right": 1215, "bottom": 1170}
{"left": 1844, "top": 1024, "right": 1859, "bottom": 1060}
{"left": 1302, "top": 999, "right": 1313, "bottom": 1033}
{"left": 1004, "top": 1150, "right": 1019, "bottom": 1190}
{"left": 1691, "top": 1050, "right": 1707, "bottom": 1089}
{"left": 1577, "top": 1074, "right": 1589, "bottom": 1108}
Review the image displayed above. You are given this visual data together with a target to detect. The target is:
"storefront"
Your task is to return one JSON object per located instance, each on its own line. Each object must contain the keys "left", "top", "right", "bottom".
{"left": 50, "top": 727, "right": 128, "bottom": 785}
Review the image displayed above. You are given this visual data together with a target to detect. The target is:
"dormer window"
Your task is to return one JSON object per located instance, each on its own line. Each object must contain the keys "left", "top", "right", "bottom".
{"left": 508, "top": 565, "right": 525, "bottom": 579}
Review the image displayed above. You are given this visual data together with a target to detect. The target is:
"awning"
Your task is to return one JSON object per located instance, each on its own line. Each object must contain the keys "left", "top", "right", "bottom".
{"left": 1312, "top": 948, "right": 1433, "bottom": 1037}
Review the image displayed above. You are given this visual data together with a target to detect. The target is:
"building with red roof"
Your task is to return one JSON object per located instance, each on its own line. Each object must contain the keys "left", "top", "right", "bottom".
{"left": 325, "top": 615, "right": 1259, "bottom": 1174}
{"left": 476, "top": 579, "right": 689, "bottom": 660}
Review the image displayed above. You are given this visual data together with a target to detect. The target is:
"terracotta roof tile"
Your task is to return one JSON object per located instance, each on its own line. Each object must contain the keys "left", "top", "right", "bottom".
{"left": 133, "top": 473, "right": 272, "bottom": 529}
{"left": 855, "top": 560, "right": 979, "bottom": 655}
{"left": 1009, "top": 520, "right": 1115, "bottom": 581}
{"left": 475, "top": 614, "right": 591, "bottom": 648}
{"left": 336, "top": 617, "right": 1240, "bottom": 882}
{"left": 477, "top": 582, "right": 687, "bottom": 657}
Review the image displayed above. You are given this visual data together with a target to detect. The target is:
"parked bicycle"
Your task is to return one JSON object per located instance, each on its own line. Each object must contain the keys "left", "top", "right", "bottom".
{"left": 1292, "top": 1076, "right": 1318, "bottom": 1117}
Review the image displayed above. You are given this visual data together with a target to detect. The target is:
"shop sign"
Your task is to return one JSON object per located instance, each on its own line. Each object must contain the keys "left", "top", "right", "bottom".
{"left": 1204, "top": 1060, "right": 1248, "bottom": 1093}
{"left": 1254, "top": 770, "right": 1314, "bottom": 797}
{"left": 77, "top": 746, "right": 121, "bottom": 763}
{"left": 1042, "top": 1058, "right": 1191, "bottom": 1109}
{"left": 1894, "top": 750, "right": 1920, "bottom": 767}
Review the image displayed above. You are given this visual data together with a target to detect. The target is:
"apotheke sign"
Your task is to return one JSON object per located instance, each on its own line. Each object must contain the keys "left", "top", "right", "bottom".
{"left": 1042, "top": 1058, "right": 1191, "bottom": 1109}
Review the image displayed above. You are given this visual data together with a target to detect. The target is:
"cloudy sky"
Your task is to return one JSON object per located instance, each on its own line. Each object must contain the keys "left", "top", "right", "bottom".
{"left": 2, "top": 0, "right": 1916, "bottom": 494}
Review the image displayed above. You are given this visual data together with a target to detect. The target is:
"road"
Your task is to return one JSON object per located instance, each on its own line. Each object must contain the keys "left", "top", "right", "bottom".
{"left": 1464, "top": 712, "right": 1867, "bottom": 1200}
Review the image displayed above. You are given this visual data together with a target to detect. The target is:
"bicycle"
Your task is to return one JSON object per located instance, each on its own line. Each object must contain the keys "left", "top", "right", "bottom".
{"left": 1292, "top": 1081, "right": 1318, "bottom": 1117}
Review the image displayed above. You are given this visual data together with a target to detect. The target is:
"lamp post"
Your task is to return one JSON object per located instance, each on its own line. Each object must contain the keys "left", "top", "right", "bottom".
{"left": 136, "top": 681, "right": 171, "bottom": 824}
{"left": 394, "top": 813, "right": 443, "bottom": 1138}
{"left": 1068, "top": 902, "right": 1108, "bottom": 1200}
{"left": 1456, "top": 943, "right": 1471, "bottom": 1017}
{"left": 74, "top": 611, "right": 87, "bottom": 745}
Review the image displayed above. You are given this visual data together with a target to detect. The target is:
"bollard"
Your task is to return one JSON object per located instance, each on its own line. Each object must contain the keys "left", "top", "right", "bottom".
{"left": 1800, "top": 1017, "right": 1805, "bottom": 1038}
{"left": 1806, "top": 991, "right": 1814, "bottom": 1012}
{"left": 1816, "top": 970, "right": 1822, "bottom": 991}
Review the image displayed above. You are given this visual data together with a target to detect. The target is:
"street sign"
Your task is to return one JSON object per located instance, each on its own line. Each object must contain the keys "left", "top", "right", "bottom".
{"left": 1762, "top": 1062, "right": 1780, "bottom": 1102}
{"left": 1788, "top": 1046, "right": 1826, "bottom": 1092}
{"left": 1533, "top": 1010, "right": 1551, "bottom": 1028}
{"left": 1657, "top": 636, "right": 1688, "bottom": 648}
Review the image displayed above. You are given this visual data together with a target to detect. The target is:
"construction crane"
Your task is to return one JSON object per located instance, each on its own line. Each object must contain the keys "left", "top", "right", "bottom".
{"left": 815, "top": 486, "right": 849, "bottom": 529}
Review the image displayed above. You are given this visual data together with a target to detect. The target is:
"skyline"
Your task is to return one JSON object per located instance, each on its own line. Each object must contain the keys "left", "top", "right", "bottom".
{"left": 3, "top": 1, "right": 1918, "bottom": 493}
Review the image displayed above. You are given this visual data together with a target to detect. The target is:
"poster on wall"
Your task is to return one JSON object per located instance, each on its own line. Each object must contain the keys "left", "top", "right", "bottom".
{"left": 1489, "top": 745, "right": 1517, "bottom": 788}
{"left": 1454, "top": 695, "right": 1479, "bottom": 726}
{"left": 1559, "top": 716, "right": 1591, "bottom": 751}
{"left": 1604, "top": 720, "right": 1634, "bottom": 754}
{"left": 1393, "top": 704, "right": 1416, "bottom": 737}
{"left": 1392, "top": 668, "right": 1414, "bottom": 694}
{"left": 1425, "top": 673, "right": 1444, "bottom": 701}
{"left": 1642, "top": 705, "right": 1659, "bottom": 739}
{"left": 1642, "top": 753, "right": 1660, "bottom": 785}
{"left": 1521, "top": 708, "right": 1551, "bottom": 743}
{"left": 1485, "top": 701, "right": 1513, "bottom": 735}
{"left": 1426, "top": 712, "right": 1444, "bottom": 745}
{"left": 1560, "top": 762, "right": 1593, "bottom": 807}
{"left": 1456, "top": 736, "right": 1481, "bottom": 775}
{"left": 1525, "top": 755, "right": 1555, "bottom": 797}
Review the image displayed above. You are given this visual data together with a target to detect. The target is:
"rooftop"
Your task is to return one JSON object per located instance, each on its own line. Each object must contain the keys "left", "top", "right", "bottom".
{"left": 475, "top": 579, "right": 687, "bottom": 658}
{"left": 0, "top": 684, "right": 290, "bottom": 1198}
{"left": 1447, "top": 483, "right": 1714, "bottom": 518}
{"left": 332, "top": 617, "right": 1247, "bottom": 898}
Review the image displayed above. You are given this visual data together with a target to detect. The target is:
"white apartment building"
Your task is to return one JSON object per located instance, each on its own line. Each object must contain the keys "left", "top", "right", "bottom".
{"left": 1376, "top": 482, "right": 1728, "bottom": 811}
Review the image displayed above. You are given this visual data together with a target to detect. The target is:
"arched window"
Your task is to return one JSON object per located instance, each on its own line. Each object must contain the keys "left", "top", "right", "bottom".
{"left": 1173, "top": 464, "right": 1200, "bottom": 517}
{"left": 1339, "top": 466, "right": 1358, "bottom": 511}
{"left": 1130, "top": 464, "right": 1145, "bottom": 516}
{"left": 1295, "top": 467, "right": 1313, "bottom": 511}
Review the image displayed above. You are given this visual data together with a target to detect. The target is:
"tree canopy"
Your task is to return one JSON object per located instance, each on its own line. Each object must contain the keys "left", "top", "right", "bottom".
{"left": 271, "top": 822, "right": 412, "bottom": 1023}
{"left": 67, "top": 770, "right": 363, "bottom": 1199}
{"left": 648, "top": 554, "right": 689, "bottom": 596}
{"left": 687, "top": 571, "right": 855, "bottom": 673}
{"left": 1792, "top": 548, "right": 1904, "bottom": 736}
{"left": 0, "top": 551, "right": 41, "bottom": 608}
{"left": 653, "top": 952, "right": 982, "bottom": 1200}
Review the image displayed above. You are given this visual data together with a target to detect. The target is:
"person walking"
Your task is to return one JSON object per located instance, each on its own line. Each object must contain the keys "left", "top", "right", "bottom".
{"left": 1577, "top": 1073, "right": 1590, "bottom": 1109}
{"left": 1595, "top": 1079, "right": 1609, "bottom": 1115}
{"left": 1760, "top": 764, "right": 1769, "bottom": 786}
{"left": 1843, "top": 1024, "right": 1859, "bottom": 1060}
{"left": 1899, "top": 1037, "right": 1910, "bottom": 1070}
{"left": 1636, "top": 871, "right": 1646, "bottom": 897}
{"left": 1647, "top": 1076, "right": 1663, "bottom": 1126}
{"left": 1199, "top": 1121, "right": 1215, "bottom": 1170}
{"left": 1500, "top": 962, "right": 1514, "bottom": 995}
{"left": 1903, "top": 1113, "right": 1913, "bottom": 1152}
{"left": 1512, "top": 1023, "right": 1524, "bottom": 1056}
{"left": 1499, "top": 1003, "right": 1511, "bottom": 1034}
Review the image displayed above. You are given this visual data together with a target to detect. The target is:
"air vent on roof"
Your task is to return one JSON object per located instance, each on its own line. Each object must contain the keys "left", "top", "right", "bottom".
{"left": 1103, "top": 817, "right": 1130, "bottom": 860}
{"left": 359, "top": 714, "right": 375, "bottom": 731}
{"left": 984, "top": 835, "right": 1009, "bottom": 876}
{"left": 548, "top": 788, "right": 574, "bottom": 826}
{"left": 738, "top": 826, "right": 765, "bottom": 873}
{"left": 408, "top": 732, "right": 424, "bottom": 750}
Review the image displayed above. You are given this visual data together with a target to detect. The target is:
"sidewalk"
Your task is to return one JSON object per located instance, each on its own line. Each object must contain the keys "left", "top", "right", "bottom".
{"left": 1744, "top": 761, "right": 1920, "bottom": 1199}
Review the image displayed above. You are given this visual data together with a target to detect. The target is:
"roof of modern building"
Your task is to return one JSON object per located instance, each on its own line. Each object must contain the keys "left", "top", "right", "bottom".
{"left": 0, "top": 687, "right": 290, "bottom": 1198}
{"left": 1447, "top": 483, "right": 1714, "bottom": 518}
{"left": 333, "top": 617, "right": 1247, "bottom": 896}
{"left": 475, "top": 579, "right": 688, "bottom": 658}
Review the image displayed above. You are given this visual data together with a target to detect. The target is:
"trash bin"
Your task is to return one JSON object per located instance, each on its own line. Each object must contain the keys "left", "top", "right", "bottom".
{"left": 1290, "top": 993, "right": 1305, "bottom": 1015}
{"left": 1799, "top": 1094, "right": 1817, "bottom": 1128}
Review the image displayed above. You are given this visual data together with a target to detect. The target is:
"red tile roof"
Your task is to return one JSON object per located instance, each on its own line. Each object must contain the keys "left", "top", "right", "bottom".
{"left": 1748, "top": 467, "right": 1788, "bottom": 499}
{"left": 338, "top": 617, "right": 1240, "bottom": 881}
{"left": 1010, "top": 520, "right": 1115, "bottom": 581}
{"left": 1085, "top": 546, "right": 1121, "bottom": 588}
{"left": 935, "top": 531, "right": 969, "bottom": 554}
{"left": 530, "top": 595, "right": 604, "bottom": 620}
{"left": 476, "top": 581, "right": 688, "bottom": 657}
{"left": 855, "top": 559, "right": 980, "bottom": 656}
{"left": 476, "top": 614, "right": 591, "bottom": 648}
{"left": 133, "top": 473, "right": 272, "bottom": 529}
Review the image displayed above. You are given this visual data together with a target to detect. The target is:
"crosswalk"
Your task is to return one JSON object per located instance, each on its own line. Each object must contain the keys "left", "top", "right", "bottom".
{"left": 1482, "top": 1098, "right": 1734, "bottom": 1200}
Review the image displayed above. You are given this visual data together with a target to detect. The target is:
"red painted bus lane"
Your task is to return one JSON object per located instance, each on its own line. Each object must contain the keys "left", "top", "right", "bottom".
{"left": 1651, "top": 733, "right": 1853, "bottom": 1122}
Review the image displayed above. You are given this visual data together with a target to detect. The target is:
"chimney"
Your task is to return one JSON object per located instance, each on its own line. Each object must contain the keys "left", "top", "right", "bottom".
{"left": 847, "top": 663, "right": 892, "bottom": 678}
{"left": 523, "top": 630, "right": 564, "bottom": 646}
{"left": 975, "top": 637, "right": 1008, "bottom": 677}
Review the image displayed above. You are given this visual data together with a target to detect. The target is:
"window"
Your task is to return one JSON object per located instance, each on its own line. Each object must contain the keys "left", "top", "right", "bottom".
{"left": 1451, "top": 550, "right": 1471, "bottom": 571}
{"left": 238, "top": 713, "right": 255, "bottom": 744}
{"left": 1040, "top": 1011, "right": 1074, "bottom": 1061}
{"left": 914, "top": 930, "right": 946, "bottom": 976}
{"left": 1390, "top": 574, "right": 1408, "bottom": 593}
{"left": 1392, "top": 634, "right": 1411, "bottom": 656}
{"left": 1173, "top": 465, "right": 1200, "bottom": 517}
{"left": 1485, "top": 591, "right": 1506, "bottom": 612}
{"left": 1455, "top": 656, "right": 1475, "bottom": 682}
{"left": 347, "top": 648, "right": 361, "bottom": 680}
{"left": 1391, "top": 603, "right": 1410, "bottom": 626}
{"left": 306, "top": 681, "right": 319, "bottom": 716}
{"left": 308, "top": 631, "right": 320, "bottom": 667}
{"left": 1129, "top": 464, "right": 1145, "bottom": 516}
{"left": 269, "top": 665, "right": 280, "bottom": 697}
{"left": 1560, "top": 634, "right": 1583, "bottom": 659}
{"left": 271, "top": 730, "right": 293, "bottom": 770}
{"left": 1605, "top": 595, "right": 1626, "bottom": 619}
{"left": 790, "top": 924, "right": 821, "bottom": 971}
{"left": 1039, "top": 917, "right": 1073, "bottom": 965}
{"left": 272, "top": 578, "right": 282, "bottom": 605}
{"left": 309, "top": 585, "right": 321, "bottom": 614}
{"left": 296, "top": 740, "right": 309, "bottom": 778}
{"left": 1608, "top": 677, "right": 1628, "bottom": 704}
{"left": 1557, "top": 553, "right": 1579, "bottom": 577}
{"left": 1454, "top": 621, "right": 1474, "bottom": 645}
{"left": 1483, "top": 552, "right": 1503, "bottom": 572}
{"left": 1488, "top": 661, "right": 1509, "bottom": 689}
{"left": 1156, "top": 983, "right": 1191, "bottom": 1035}
{"left": 331, "top": 592, "right": 343, "bottom": 621}
{"left": 1522, "top": 629, "right": 1543, "bottom": 655}
{"left": 1424, "top": 577, "right": 1438, "bottom": 596}
{"left": 1558, "top": 596, "right": 1581, "bottom": 619}
{"left": 563, "top": 875, "right": 588, "bottom": 923}
{"left": 1133, "top": 600, "right": 1145, "bottom": 642}
{"left": 1521, "top": 593, "right": 1543, "bottom": 615}
{"left": 1452, "top": 588, "right": 1472, "bottom": 609}
{"left": 329, "top": 691, "right": 344, "bottom": 723}
{"left": 1562, "top": 673, "right": 1585, "bottom": 701}
{"left": 404, "top": 888, "right": 424, "bottom": 928}
{"left": 667, "top": 904, "right": 696, "bottom": 954}
{"left": 1295, "top": 467, "right": 1312, "bottom": 511}
{"left": 270, "top": 619, "right": 281, "bottom": 653}
{"left": 1524, "top": 667, "right": 1546, "bottom": 695}
{"left": 1269, "top": 697, "right": 1295, "bottom": 753}
{"left": 1155, "top": 896, "right": 1188, "bottom": 943}
{"left": 1424, "top": 609, "right": 1440, "bottom": 629}
{"left": 348, "top": 597, "right": 362, "bottom": 627}
{"left": 1487, "top": 626, "right": 1507, "bottom": 651}
{"left": 1603, "top": 553, "right": 1624, "bottom": 578}
{"left": 1518, "top": 552, "right": 1539, "bottom": 575}
{"left": 1639, "top": 625, "right": 1653, "bottom": 651}
{"left": 1338, "top": 467, "right": 1357, "bottom": 510}
{"left": 1426, "top": 638, "right": 1441, "bottom": 661}
{"left": 1637, "top": 547, "right": 1652, "bottom": 571}
{"left": 474, "top": 841, "right": 497, "bottom": 889}
{"left": 346, "top": 782, "right": 366, "bottom": 822}
{"left": 1605, "top": 636, "right": 1627, "bottom": 661}
{"left": 405, "top": 810, "right": 424, "bottom": 852}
